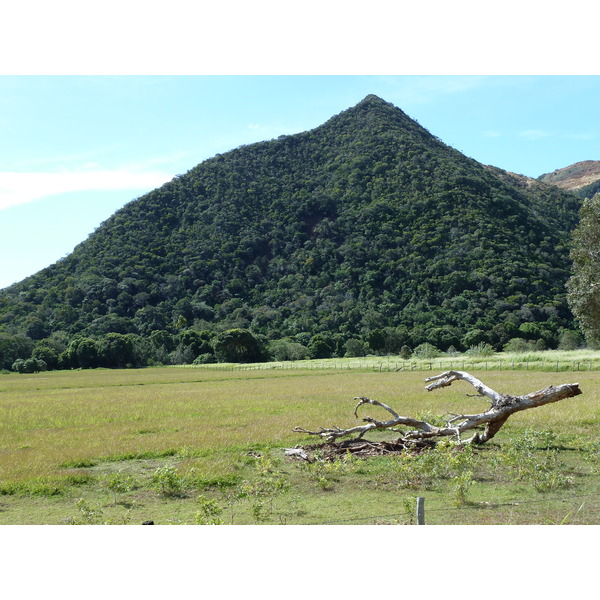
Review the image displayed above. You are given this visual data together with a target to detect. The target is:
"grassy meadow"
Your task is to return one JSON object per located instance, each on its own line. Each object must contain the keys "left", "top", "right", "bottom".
{"left": 1, "top": 353, "right": 599, "bottom": 525}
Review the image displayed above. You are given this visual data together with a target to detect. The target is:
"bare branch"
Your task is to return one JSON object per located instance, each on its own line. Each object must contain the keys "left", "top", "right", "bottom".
{"left": 425, "top": 370, "right": 505, "bottom": 405}
{"left": 293, "top": 372, "right": 582, "bottom": 447}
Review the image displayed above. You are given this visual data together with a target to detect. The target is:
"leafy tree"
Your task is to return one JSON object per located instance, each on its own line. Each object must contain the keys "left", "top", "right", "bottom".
{"left": 268, "top": 339, "right": 309, "bottom": 361}
{"left": 32, "top": 343, "right": 59, "bottom": 371}
{"left": 502, "top": 338, "right": 530, "bottom": 353}
{"left": 308, "top": 334, "right": 336, "bottom": 359}
{"left": 65, "top": 337, "right": 100, "bottom": 369}
{"left": 462, "top": 329, "right": 490, "bottom": 349}
{"left": 0, "top": 334, "right": 33, "bottom": 370}
{"left": 12, "top": 357, "right": 47, "bottom": 373}
{"left": 344, "top": 338, "right": 369, "bottom": 357}
{"left": 99, "top": 333, "right": 135, "bottom": 368}
{"left": 567, "top": 194, "right": 600, "bottom": 346}
{"left": 213, "top": 329, "right": 267, "bottom": 363}
{"left": 557, "top": 329, "right": 583, "bottom": 351}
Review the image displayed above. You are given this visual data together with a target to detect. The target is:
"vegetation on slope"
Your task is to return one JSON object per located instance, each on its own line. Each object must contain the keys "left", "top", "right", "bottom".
{"left": 0, "top": 95, "right": 584, "bottom": 369}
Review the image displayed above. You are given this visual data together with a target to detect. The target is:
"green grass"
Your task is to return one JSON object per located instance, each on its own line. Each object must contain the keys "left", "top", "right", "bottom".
{"left": 1, "top": 357, "right": 599, "bottom": 524}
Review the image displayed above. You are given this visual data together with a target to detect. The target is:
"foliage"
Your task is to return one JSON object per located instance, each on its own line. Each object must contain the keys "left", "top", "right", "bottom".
{"left": 343, "top": 338, "right": 370, "bottom": 357}
{"left": 12, "top": 357, "right": 47, "bottom": 373}
{"left": 0, "top": 95, "right": 583, "bottom": 367}
{"left": 194, "top": 495, "right": 224, "bottom": 525}
{"left": 151, "top": 465, "right": 185, "bottom": 497}
{"left": 213, "top": 328, "right": 268, "bottom": 363}
{"left": 412, "top": 342, "right": 442, "bottom": 358}
{"left": 502, "top": 337, "right": 532, "bottom": 353}
{"left": 567, "top": 193, "right": 600, "bottom": 347}
{"left": 465, "top": 342, "right": 495, "bottom": 357}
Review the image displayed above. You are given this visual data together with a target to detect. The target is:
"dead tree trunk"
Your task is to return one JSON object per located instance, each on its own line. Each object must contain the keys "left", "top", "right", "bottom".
{"left": 293, "top": 371, "right": 581, "bottom": 446}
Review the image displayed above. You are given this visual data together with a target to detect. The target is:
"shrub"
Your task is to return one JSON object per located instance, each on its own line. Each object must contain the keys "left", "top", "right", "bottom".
{"left": 195, "top": 495, "right": 224, "bottom": 525}
{"left": 502, "top": 337, "right": 530, "bottom": 353}
{"left": 344, "top": 338, "right": 369, "bottom": 357}
{"left": 412, "top": 343, "right": 441, "bottom": 358}
{"left": 193, "top": 353, "right": 217, "bottom": 365}
{"left": 151, "top": 465, "right": 185, "bottom": 497}
{"left": 268, "top": 339, "right": 310, "bottom": 361}
{"left": 465, "top": 342, "right": 495, "bottom": 357}
{"left": 12, "top": 357, "right": 47, "bottom": 373}
{"left": 557, "top": 330, "right": 583, "bottom": 351}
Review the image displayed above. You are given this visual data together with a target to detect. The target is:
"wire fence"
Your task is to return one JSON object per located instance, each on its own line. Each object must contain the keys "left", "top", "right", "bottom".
{"left": 298, "top": 490, "right": 600, "bottom": 525}
{"left": 174, "top": 358, "right": 600, "bottom": 373}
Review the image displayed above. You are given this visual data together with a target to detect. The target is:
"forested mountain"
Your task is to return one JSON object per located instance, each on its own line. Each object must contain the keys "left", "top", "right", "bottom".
{"left": 0, "top": 95, "right": 584, "bottom": 368}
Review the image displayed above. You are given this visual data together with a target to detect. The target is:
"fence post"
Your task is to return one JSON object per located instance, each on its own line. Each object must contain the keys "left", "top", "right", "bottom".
{"left": 416, "top": 496, "right": 425, "bottom": 525}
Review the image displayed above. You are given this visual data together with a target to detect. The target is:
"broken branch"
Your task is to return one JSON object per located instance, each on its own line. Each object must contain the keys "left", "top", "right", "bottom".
{"left": 293, "top": 371, "right": 582, "bottom": 446}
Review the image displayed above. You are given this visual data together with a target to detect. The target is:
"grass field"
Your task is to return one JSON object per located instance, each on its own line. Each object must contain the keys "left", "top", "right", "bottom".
{"left": 1, "top": 355, "right": 599, "bottom": 525}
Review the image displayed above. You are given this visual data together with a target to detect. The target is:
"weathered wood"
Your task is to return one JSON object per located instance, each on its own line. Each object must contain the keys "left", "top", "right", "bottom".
{"left": 293, "top": 371, "right": 582, "bottom": 446}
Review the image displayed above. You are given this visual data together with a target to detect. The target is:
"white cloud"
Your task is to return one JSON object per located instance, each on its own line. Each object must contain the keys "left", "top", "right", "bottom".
{"left": 0, "top": 168, "right": 174, "bottom": 211}
{"left": 518, "top": 129, "right": 551, "bottom": 140}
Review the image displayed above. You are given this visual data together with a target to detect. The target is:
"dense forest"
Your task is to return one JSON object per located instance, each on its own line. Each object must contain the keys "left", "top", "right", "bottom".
{"left": 0, "top": 95, "right": 586, "bottom": 370}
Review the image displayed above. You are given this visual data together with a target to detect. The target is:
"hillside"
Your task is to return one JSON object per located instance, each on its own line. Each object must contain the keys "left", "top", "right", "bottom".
{"left": 0, "top": 95, "right": 584, "bottom": 367}
{"left": 539, "top": 160, "right": 600, "bottom": 198}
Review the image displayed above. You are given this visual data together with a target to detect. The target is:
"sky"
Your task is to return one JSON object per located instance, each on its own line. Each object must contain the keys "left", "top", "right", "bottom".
{"left": 0, "top": 2, "right": 599, "bottom": 292}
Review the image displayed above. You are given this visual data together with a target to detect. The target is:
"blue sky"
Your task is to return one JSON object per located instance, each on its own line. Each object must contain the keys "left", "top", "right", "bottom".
{"left": 0, "top": 1, "right": 598, "bottom": 290}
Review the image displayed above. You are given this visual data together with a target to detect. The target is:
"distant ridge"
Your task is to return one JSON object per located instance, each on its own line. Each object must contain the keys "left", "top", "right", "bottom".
{"left": 0, "top": 95, "right": 583, "bottom": 359}
{"left": 539, "top": 160, "right": 600, "bottom": 196}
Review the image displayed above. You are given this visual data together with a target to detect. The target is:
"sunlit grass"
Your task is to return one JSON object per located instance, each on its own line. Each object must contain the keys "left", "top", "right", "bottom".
{"left": 1, "top": 363, "right": 599, "bottom": 524}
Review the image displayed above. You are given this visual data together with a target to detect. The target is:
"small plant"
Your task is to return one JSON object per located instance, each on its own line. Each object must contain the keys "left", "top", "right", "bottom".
{"left": 451, "top": 470, "right": 474, "bottom": 506}
{"left": 238, "top": 450, "right": 290, "bottom": 522}
{"left": 65, "top": 498, "right": 105, "bottom": 525}
{"left": 301, "top": 457, "right": 347, "bottom": 491}
{"left": 151, "top": 465, "right": 185, "bottom": 497}
{"left": 500, "top": 431, "right": 574, "bottom": 491}
{"left": 400, "top": 496, "right": 417, "bottom": 524}
{"left": 195, "top": 495, "right": 224, "bottom": 525}
{"left": 106, "top": 471, "right": 136, "bottom": 505}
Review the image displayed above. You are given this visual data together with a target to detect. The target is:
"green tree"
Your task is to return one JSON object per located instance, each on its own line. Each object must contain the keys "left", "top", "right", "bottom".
{"left": 344, "top": 338, "right": 369, "bottom": 357}
{"left": 0, "top": 334, "right": 33, "bottom": 370}
{"left": 213, "top": 329, "right": 267, "bottom": 363}
{"left": 567, "top": 194, "right": 600, "bottom": 347}
{"left": 99, "top": 333, "right": 135, "bottom": 368}
{"left": 65, "top": 337, "right": 100, "bottom": 369}
{"left": 32, "top": 343, "right": 59, "bottom": 370}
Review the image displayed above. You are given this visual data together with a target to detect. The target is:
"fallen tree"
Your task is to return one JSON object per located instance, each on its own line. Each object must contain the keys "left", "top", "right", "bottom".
{"left": 292, "top": 371, "right": 582, "bottom": 450}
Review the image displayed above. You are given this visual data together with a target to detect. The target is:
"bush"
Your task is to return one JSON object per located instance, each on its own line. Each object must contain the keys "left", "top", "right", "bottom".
{"left": 12, "top": 357, "right": 47, "bottom": 373}
{"left": 193, "top": 353, "right": 217, "bottom": 365}
{"left": 502, "top": 337, "right": 530, "bottom": 353}
{"left": 412, "top": 343, "right": 441, "bottom": 359}
{"left": 558, "top": 330, "right": 583, "bottom": 351}
{"left": 344, "top": 338, "right": 369, "bottom": 357}
{"left": 465, "top": 342, "right": 495, "bottom": 357}
{"left": 268, "top": 339, "right": 310, "bottom": 361}
{"left": 151, "top": 465, "right": 184, "bottom": 497}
